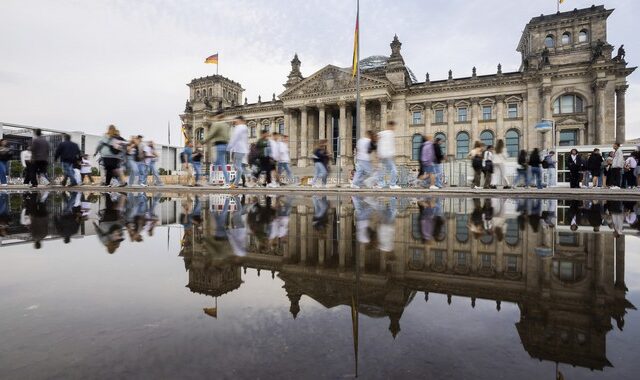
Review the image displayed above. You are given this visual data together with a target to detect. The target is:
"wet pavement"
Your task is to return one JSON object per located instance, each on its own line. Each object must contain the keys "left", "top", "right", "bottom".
{"left": 1, "top": 191, "right": 639, "bottom": 379}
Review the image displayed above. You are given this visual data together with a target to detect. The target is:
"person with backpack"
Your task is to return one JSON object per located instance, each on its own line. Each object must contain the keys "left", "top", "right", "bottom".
{"left": 528, "top": 148, "right": 543, "bottom": 189}
{"left": 491, "top": 139, "right": 511, "bottom": 189}
{"left": 586, "top": 148, "right": 603, "bottom": 188}
{"left": 255, "top": 129, "right": 276, "bottom": 187}
{"left": 54, "top": 134, "right": 81, "bottom": 187}
{"left": 420, "top": 135, "right": 438, "bottom": 189}
{"left": 468, "top": 141, "right": 484, "bottom": 189}
{"left": 482, "top": 145, "right": 494, "bottom": 189}
{"left": 95, "top": 125, "right": 126, "bottom": 187}
{"left": 311, "top": 140, "right": 330, "bottom": 188}
{"left": 135, "top": 135, "right": 148, "bottom": 187}
{"left": 514, "top": 149, "right": 529, "bottom": 188}
{"left": 203, "top": 110, "right": 230, "bottom": 187}
{"left": 351, "top": 131, "right": 376, "bottom": 189}
{"left": 542, "top": 151, "right": 557, "bottom": 187}
{"left": 29, "top": 128, "right": 50, "bottom": 188}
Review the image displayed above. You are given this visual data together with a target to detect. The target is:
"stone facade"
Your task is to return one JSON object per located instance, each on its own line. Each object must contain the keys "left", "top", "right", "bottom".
{"left": 180, "top": 5, "right": 635, "bottom": 168}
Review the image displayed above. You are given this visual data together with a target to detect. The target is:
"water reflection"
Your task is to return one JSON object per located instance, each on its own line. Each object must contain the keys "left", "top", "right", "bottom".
{"left": 0, "top": 191, "right": 637, "bottom": 377}
{"left": 175, "top": 193, "right": 635, "bottom": 373}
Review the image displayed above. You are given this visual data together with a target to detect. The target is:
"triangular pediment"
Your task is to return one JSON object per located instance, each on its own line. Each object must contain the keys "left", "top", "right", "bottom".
{"left": 280, "top": 65, "right": 390, "bottom": 99}
{"left": 556, "top": 115, "right": 588, "bottom": 125}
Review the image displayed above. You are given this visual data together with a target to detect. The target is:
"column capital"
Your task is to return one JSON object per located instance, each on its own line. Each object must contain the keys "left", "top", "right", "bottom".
{"left": 424, "top": 101, "right": 432, "bottom": 109}
{"left": 337, "top": 101, "right": 347, "bottom": 108}
{"left": 593, "top": 80, "right": 608, "bottom": 91}
{"left": 521, "top": 92, "right": 528, "bottom": 101}
{"left": 378, "top": 97, "right": 389, "bottom": 105}
{"left": 539, "top": 86, "right": 552, "bottom": 96}
{"left": 470, "top": 97, "right": 480, "bottom": 104}
{"left": 446, "top": 99, "right": 455, "bottom": 107}
{"left": 300, "top": 105, "right": 309, "bottom": 113}
{"left": 495, "top": 94, "right": 506, "bottom": 102}
{"left": 317, "top": 103, "right": 326, "bottom": 111}
{"left": 616, "top": 84, "right": 629, "bottom": 94}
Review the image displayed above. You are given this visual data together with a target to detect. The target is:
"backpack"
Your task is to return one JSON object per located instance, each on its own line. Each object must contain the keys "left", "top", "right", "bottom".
{"left": 541, "top": 155, "right": 550, "bottom": 169}
{"left": 248, "top": 143, "right": 259, "bottom": 164}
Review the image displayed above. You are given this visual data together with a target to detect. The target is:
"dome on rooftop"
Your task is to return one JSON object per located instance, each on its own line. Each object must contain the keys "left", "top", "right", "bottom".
{"left": 359, "top": 55, "right": 389, "bottom": 70}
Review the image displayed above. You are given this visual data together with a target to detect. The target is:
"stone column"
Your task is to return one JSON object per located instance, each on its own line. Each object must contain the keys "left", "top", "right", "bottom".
{"left": 300, "top": 107, "right": 308, "bottom": 167}
{"left": 338, "top": 101, "right": 347, "bottom": 158}
{"left": 379, "top": 98, "right": 388, "bottom": 131}
{"left": 446, "top": 99, "right": 455, "bottom": 156}
{"left": 594, "top": 81, "right": 607, "bottom": 144}
{"left": 470, "top": 98, "right": 479, "bottom": 143}
{"left": 346, "top": 107, "right": 353, "bottom": 157}
{"left": 318, "top": 104, "right": 326, "bottom": 140}
{"left": 522, "top": 93, "right": 529, "bottom": 149}
{"left": 359, "top": 101, "right": 367, "bottom": 138}
{"left": 270, "top": 118, "right": 276, "bottom": 134}
{"left": 541, "top": 87, "right": 552, "bottom": 148}
{"left": 616, "top": 85, "right": 628, "bottom": 144}
{"left": 307, "top": 107, "right": 315, "bottom": 161}
{"left": 496, "top": 95, "right": 505, "bottom": 142}
{"left": 288, "top": 109, "right": 299, "bottom": 164}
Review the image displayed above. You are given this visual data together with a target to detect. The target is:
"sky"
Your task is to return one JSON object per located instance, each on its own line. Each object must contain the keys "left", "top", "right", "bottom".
{"left": 0, "top": 0, "right": 638, "bottom": 145}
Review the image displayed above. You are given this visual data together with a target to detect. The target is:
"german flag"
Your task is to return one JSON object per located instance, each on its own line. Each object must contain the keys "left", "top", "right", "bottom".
{"left": 351, "top": 11, "right": 359, "bottom": 78}
{"left": 205, "top": 53, "right": 219, "bottom": 64}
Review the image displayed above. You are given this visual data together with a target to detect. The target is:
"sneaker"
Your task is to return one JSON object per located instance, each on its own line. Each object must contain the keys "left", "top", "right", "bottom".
{"left": 389, "top": 185, "right": 402, "bottom": 190}
{"left": 267, "top": 182, "right": 279, "bottom": 188}
{"left": 610, "top": 186, "right": 620, "bottom": 189}
{"left": 429, "top": 185, "right": 440, "bottom": 190}
{"left": 473, "top": 186, "right": 483, "bottom": 190}
{"left": 503, "top": 186, "right": 511, "bottom": 189}
{"left": 220, "top": 184, "right": 230, "bottom": 189}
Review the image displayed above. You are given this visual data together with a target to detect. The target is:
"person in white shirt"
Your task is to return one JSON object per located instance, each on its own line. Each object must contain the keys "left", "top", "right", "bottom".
{"left": 610, "top": 143, "right": 625, "bottom": 189}
{"left": 20, "top": 148, "right": 32, "bottom": 185}
{"left": 145, "top": 141, "right": 163, "bottom": 186}
{"left": 352, "top": 131, "right": 375, "bottom": 188}
{"left": 491, "top": 139, "right": 511, "bottom": 189}
{"left": 227, "top": 116, "right": 249, "bottom": 188}
{"left": 376, "top": 121, "right": 400, "bottom": 189}
{"left": 80, "top": 154, "right": 94, "bottom": 184}
{"left": 623, "top": 152, "right": 638, "bottom": 188}
{"left": 277, "top": 134, "right": 293, "bottom": 184}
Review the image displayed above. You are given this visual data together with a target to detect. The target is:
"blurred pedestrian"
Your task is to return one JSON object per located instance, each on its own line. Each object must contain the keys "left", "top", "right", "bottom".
{"left": 228, "top": 116, "right": 249, "bottom": 189}
{"left": 586, "top": 148, "right": 603, "bottom": 188}
{"left": 567, "top": 148, "right": 584, "bottom": 189}
{"left": 203, "top": 110, "right": 230, "bottom": 187}
{"left": 543, "top": 150, "right": 557, "bottom": 187}
{"left": 610, "top": 142, "right": 624, "bottom": 189}
{"left": 80, "top": 154, "right": 94, "bottom": 184}
{"left": 514, "top": 149, "right": 529, "bottom": 188}
{"left": 528, "top": 148, "right": 543, "bottom": 189}
{"left": 377, "top": 121, "right": 400, "bottom": 189}
{"left": 54, "top": 134, "right": 81, "bottom": 187}
{"left": 29, "top": 129, "right": 50, "bottom": 188}
{"left": 469, "top": 141, "right": 484, "bottom": 189}
{"left": 491, "top": 139, "right": 511, "bottom": 189}
{"left": 0, "top": 139, "right": 11, "bottom": 186}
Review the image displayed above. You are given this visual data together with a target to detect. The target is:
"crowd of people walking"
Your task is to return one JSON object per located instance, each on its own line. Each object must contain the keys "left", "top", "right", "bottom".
{"left": 2, "top": 122, "right": 640, "bottom": 191}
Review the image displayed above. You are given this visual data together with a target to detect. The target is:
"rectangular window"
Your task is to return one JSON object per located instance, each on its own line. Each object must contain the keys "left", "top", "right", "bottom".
{"left": 278, "top": 122, "right": 285, "bottom": 135}
{"left": 507, "top": 103, "right": 518, "bottom": 118}
{"left": 482, "top": 106, "right": 492, "bottom": 120}
{"left": 559, "top": 129, "right": 578, "bottom": 146}
{"left": 506, "top": 256, "right": 518, "bottom": 272}
{"left": 412, "top": 111, "right": 423, "bottom": 125}
{"left": 560, "top": 96, "right": 574, "bottom": 114}
{"left": 434, "top": 109, "right": 444, "bottom": 123}
{"left": 457, "top": 107, "right": 468, "bottom": 122}
{"left": 481, "top": 254, "right": 492, "bottom": 268}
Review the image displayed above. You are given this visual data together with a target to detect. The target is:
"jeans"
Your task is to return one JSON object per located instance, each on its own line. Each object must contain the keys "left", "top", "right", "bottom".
{"left": 0, "top": 160, "right": 7, "bottom": 184}
{"left": 232, "top": 153, "right": 245, "bottom": 185}
{"left": 353, "top": 160, "right": 373, "bottom": 187}
{"left": 514, "top": 169, "right": 528, "bottom": 187}
{"left": 149, "top": 160, "right": 163, "bottom": 185}
{"left": 137, "top": 162, "right": 147, "bottom": 185}
{"left": 547, "top": 167, "right": 557, "bottom": 187}
{"left": 278, "top": 162, "right": 293, "bottom": 182}
{"left": 530, "top": 166, "right": 542, "bottom": 189}
{"left": 377, "top": 157, "right": 398, "bottom": 187}
{"left": 127, "top": 157, "right": 138, "bottom": 185}
{"left": 214, "top": 144, "right": 230, "bottom": 185}
{"left": 192, "top": 162, "right": 202, "bottom": 183}
{"left": 435, "top": 163, "right": 443, "bottom": 188}
{"left": 312, "top": 162, "right": 328, "bottom": 185}
{"left": 62, "top": 161, "right": 78, "bottom": 185}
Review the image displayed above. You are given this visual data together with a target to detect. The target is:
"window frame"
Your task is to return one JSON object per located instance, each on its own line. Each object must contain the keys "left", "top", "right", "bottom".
{"left": 456, "top": 132, "right": 470, "bottom": 159}
{"left": 480, "top": 130, "right": 495, "bottom": 148}
{"left": 558, "top": 129, "right": 578, "bottom": 147}
{"left": 457, "top": 107, "right": 468, "bottom": 122}
{"left": 507, "top": 103, "right": 518, "bottom": 118}
{"left": 412, "top": 111, "right": 423, "bottom": 125}
{"left": 544, "top": 34, "right": 555, "bottom": 48}
{"left": 505, "top": 129, "right": 520, "bottom": 157}
{"left": 561, "top": 32, "right": 571, "bottom": 45}
{"left": 553, "top": 94, "right": 585, "bottom": 114}
{"left": 411, "top": 134, "right": 423, "bottom": 161}
{"left": 578, "top": 29, "right": 588, "bottom": 43}
{"left": 434, "top": 109, "right": 445, "bottom": 124}
{"left": 482, "top": 105, "right": 492, "bottom": 121}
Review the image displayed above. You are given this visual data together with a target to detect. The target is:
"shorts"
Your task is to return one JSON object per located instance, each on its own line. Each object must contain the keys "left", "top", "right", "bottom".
{"left": 422, "top": 164, "right": 435, "bottom": 174}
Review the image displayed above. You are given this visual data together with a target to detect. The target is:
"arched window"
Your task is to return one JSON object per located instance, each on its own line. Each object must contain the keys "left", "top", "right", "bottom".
{"left": 544, "top": 34, "right": 555, "bottom": 48}
{"left": 277, "top": 120, "right": 285, "bottom": 135}
{"left": 262, "top": 121, "right": 270, "bottom": 133}
{"left": 561, "top": 32, "right": 571, "bottom": 45}
{"left": 412, "top": 134, "right": 423, "bottom": 161}
{"left": 456, "top": 132, "right": 470, "bottom": 159}
{"left": 505, "top": 129, "right": 520, "bottom": 157}
{"left": 208, "top": 88, "right": 212, "bottom": 97}
{"left": 434, "top": 132, "right": 447, "bottom": 156}
{"left": 455, "top": 215, "right": 469, "bottom": 243}
{"left": 480, "top": 130, "right": 495, "bottom": 148}
{"left": 578, "top": 29, "right": 588, "bottom": 43}
{"left": 196, "top": 90, "right": 200, "bottom": 98}
{"left": 553, "top": 94, "right": 584, "bottom": 114}
{"left": 195, "top": 128, "right": 204, "bottom": 142}
{"left": 505, "top": 218, "right": 519, "bottom": 246}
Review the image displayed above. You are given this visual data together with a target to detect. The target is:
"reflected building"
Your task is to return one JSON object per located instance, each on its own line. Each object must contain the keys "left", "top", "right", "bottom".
{"left": 181, "top": 196, "right": 635, "bottom": 372}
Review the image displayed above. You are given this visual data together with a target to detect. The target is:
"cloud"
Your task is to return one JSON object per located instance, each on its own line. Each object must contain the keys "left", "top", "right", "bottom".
{"left": 0, "top": 0, "right": 637, "bottom": 143}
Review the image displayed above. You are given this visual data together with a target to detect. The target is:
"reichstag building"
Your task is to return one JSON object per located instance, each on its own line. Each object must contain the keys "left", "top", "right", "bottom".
{"left": 180, "top": 5, "right": 634, "bottom": 168}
